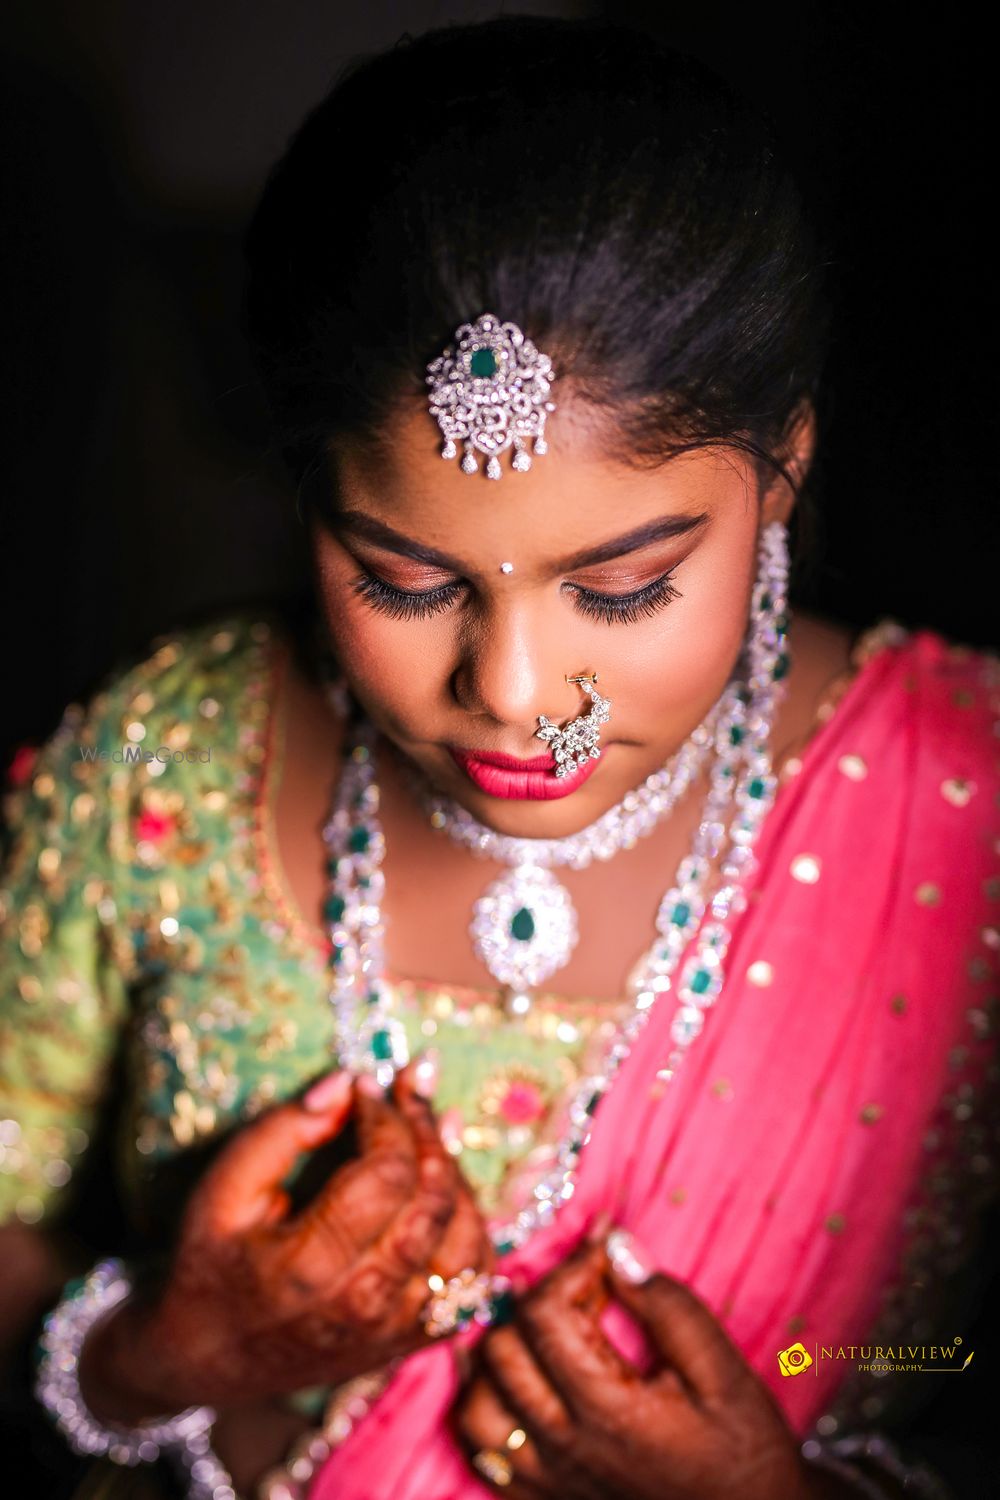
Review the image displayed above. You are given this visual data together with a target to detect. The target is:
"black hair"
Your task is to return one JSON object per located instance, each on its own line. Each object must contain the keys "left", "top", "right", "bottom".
{"left": 242, "top": 13, "right": 832, "bottom": 590}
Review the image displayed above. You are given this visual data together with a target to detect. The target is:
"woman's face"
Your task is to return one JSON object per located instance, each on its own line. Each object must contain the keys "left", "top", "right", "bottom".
{"left": 309, "top": 396, "right": 797, "bottom": 839}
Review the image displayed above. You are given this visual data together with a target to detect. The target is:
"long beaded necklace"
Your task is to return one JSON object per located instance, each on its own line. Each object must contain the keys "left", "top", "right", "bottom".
{"left": 225, "top": 522, "right": 791, "bottom": 1499}
{"left": 321, "top": 519, "right": 791, "bottom": 1257}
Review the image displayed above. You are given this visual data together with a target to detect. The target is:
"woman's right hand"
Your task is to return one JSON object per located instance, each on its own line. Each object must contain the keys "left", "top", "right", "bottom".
{"left": 79, "top": 1053, "right": 492, "bottom": 1421}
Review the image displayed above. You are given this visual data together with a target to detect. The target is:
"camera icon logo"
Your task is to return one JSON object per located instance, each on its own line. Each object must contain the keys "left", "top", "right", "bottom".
{"left": 776, "top": 1342, "right": 813, "bottom": 1377}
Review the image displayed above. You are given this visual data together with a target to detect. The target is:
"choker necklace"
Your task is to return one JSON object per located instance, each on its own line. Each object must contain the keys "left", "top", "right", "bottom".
{"left": 319, "top": 519, "right": 791, "bottom": 1255}
{"left": 398, "top": 702, "right": 725, "bottom": 1000}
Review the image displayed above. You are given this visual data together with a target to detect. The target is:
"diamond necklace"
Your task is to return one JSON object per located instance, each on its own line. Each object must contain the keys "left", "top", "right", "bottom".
{"left": 321, "top": 519, "right": 790, "bottom": 1255}
{"left": 396, "top": 699, "right": 725, "bottom": 1001}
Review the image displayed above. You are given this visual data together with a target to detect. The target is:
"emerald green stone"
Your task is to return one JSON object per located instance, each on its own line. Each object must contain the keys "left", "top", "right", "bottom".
{"left": 457, "top": 1304, "right": 476, "bottom": 1324}
{"left": 358, "top": 875, "right": 370, "bottom": 889}
{"left": 729, "top": 725, "right": 745, "bottom": 746}
{"left": 585, "top": 1090, "right": 602, "bottom": 1115}
{"left": 496, "top": 1238, "right": 516, "bottom": 1256}
{"left": 365, "top": 990, "right": 381, "bottom": 1006}
{"left": 773, "top": 652, "right": 790, "bottom": 681}
{"left": 510, "top": 907, "right": 535, "bottom": 942}
{"left": 470, "top": 347, "right": 497, "bottom": 377}
{"left": 328, "top": 944, "right": 345, "bottom": 967}
{"left": 761, "top": 590, "right": 773, "bottom": 610}
{"left": 690, "top": 968, "right": 712, "bottom": 995}
{"left": 489, "top": 1289, "right": 515, "bottom": 1325}
{"left": 348, "top": 825, "right": 370, "bottom": 854}
{"left": 371, "top": 1029, "right": 393, "bottom": 1060}
{"left": 323, "top": 894, "right": 346, "bottom": 924}
{"left": 747, "top": 776, "right": 766, "bottom": 799}
{"left": 670, "top": 901, "right": 691, "bottom": 928}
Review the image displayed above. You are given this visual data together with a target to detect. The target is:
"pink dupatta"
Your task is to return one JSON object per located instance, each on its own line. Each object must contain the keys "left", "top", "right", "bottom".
{"left": 310, "top": 625, "right": 999, "bottom": 1500}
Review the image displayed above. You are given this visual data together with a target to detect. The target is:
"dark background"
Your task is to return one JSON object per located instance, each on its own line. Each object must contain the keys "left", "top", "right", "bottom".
{"left": 1, "top": 1, "right": 997, "bottom": 1492}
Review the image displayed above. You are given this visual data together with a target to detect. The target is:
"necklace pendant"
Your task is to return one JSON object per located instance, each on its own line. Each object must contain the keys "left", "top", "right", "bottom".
{"left": 471, "top": 864, "right": 578, "bottom": 990}
{"left": 502, "top": 987, "right": 534, "bottom": 1017}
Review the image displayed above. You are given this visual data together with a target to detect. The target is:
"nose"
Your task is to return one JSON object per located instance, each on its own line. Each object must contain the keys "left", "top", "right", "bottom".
{"left": 451, "top": 598, "right": 566, "bottom": 733}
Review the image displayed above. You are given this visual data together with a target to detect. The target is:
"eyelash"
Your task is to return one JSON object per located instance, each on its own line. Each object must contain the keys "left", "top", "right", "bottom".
{"left": 348, "top": 566, "right": 683, "bottom": 626}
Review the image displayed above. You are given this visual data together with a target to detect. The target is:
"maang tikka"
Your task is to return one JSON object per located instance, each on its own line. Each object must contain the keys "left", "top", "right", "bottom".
{"left": 425, "top": 312, "right": 556, "bottom": 478}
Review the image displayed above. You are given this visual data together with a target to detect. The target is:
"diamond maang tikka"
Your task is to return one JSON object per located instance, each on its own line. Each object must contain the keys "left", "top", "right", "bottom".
{"left": 535, "top": 674, "right": 612, "bottom": 777}
{"left": 425, "top": 313, "right": 556, "bottom": 479}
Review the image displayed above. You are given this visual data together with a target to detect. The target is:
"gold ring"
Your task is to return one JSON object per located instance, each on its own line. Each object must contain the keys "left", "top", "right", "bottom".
{"left": 472, "top": 1447, "right": 514, "bottom": 1486}
{"left": 504, "top": 1426, "right": 527, "bottom": 1452}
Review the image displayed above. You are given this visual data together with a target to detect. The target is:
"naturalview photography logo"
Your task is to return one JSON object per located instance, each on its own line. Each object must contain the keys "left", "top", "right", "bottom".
{"left": 777, "top": 1338, "right": 975, "bottom": 1378}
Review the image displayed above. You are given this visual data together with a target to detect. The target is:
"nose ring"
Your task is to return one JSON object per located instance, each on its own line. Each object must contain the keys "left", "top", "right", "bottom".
{"left": 536, "top": 674, "right": 612, "bottom": 777}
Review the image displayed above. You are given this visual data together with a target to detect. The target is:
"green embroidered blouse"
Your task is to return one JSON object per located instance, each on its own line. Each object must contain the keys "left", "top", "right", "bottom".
{"left": 0, "top": 612, "right": 631, "bottom": 1244}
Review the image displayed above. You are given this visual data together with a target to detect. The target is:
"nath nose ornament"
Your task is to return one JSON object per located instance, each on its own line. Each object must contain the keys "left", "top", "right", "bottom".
{"left": 535, "top": 674, "right": 612, "bottom": 777}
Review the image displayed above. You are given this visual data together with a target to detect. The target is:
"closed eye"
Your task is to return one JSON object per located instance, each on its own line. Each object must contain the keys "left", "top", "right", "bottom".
{"left": 348, "top": 564, "right": 683, "bottom": 625}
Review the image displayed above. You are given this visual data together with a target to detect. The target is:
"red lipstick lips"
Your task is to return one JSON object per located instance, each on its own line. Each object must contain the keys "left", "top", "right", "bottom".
{"left": 447, "top": 744, "right": 603, "bottom": 800}
{"left": 462, "top": 749, "right": 556, "bottom": 771}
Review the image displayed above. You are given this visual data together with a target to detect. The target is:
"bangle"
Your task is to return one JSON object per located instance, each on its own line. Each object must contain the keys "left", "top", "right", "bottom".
{"left": 801, "top": 1429, "right": 956, "bottom": 1500}
{"left": 34, "top": 1258, "right": 218, "bottom": 1471}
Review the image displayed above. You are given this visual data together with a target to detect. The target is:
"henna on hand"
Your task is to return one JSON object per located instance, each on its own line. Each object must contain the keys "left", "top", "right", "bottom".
{"left": 81, "top": 1057, "right": 492, "bottom": 1422}
{"left": 451, "top": 1230, "right": 819, "bottom": 1500}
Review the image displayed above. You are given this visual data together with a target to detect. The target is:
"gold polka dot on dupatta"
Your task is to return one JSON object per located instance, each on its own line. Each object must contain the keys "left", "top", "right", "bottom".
{"left": 825, "top": 1212, "right": 846, "bottom": 1234}
{"left": 915, "top": 882, "right": 942, "bottom": 906}
{"left": 747, "top": 960, "right": 774, "bottom": 987}
{"left": 838, "top": 753, "right": 868, "bottom": 780}
{"left": 940, "top": 777, "right": 977, "bottom": 806}
{"left": 860, "top": 1102, "right": 884, "bottom": 1124}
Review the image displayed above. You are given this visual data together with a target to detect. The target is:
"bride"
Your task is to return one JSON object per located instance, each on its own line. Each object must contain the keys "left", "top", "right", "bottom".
{"left": 4, "top": 15, "right": 997, "bottom": 1500}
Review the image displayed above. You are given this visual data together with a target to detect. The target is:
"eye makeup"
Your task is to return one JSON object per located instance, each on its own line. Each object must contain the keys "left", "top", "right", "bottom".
{"left": 348, "top": 562, "right": 684, "bottom": 626}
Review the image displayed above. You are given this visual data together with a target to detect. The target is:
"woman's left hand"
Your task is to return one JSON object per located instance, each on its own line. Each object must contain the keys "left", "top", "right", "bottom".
{"left": 450, "top": 1229, "right": 820, "bottom": 1500}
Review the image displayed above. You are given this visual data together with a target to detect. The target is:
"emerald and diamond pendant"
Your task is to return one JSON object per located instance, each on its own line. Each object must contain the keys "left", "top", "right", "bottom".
{"left": 470, "top": 863, "right": 579, "bottom": 992}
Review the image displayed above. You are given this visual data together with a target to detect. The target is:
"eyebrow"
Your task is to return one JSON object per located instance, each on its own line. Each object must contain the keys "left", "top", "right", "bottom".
{"left": 328, "top": 508, "right": 711, "bottom": 574}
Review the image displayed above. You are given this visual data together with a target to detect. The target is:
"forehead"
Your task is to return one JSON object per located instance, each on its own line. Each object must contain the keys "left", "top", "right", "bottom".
{"left": 330, "top": 397, "right": 752, "bottom": 555}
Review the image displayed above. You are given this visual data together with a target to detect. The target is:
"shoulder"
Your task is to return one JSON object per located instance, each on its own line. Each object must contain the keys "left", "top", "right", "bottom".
{"left": 94, "top": 610, "right": 283, "bottom": 737}
{"left": 878, "top": 621, "right": 998, "bottom": 790}
{"left": 850, "top": 622, "right": 999, "bottom": 967}
{"left": 793, "top": 609, "right": 998, "bottom": 776}
{"left": 5, "top": 611, "right": 285, "bottom": 788}
{"left": 2, "top": 610, "right": 289, "bottom": 891}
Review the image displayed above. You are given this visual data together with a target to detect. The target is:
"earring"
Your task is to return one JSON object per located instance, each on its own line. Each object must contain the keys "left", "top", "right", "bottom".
{"left": 535, "top": 674, "right": 612, "bottom": 777}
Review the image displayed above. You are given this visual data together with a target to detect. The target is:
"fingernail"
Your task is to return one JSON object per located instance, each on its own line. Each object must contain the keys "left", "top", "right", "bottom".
{"left": 411, "top": 1048, "right": 440, "bottom": 1099}
{"left": 586, "top": 1209, "right": 614, "bottom": 1245}
{"left": 356, "top": 1072, "right": 385, "bottom": 1098}
{"left": 302, "top": 1069, "right": 350, "bottom": 1113}
{"left": 606, "top": 1227, "right": 655, "bottom": 1284}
